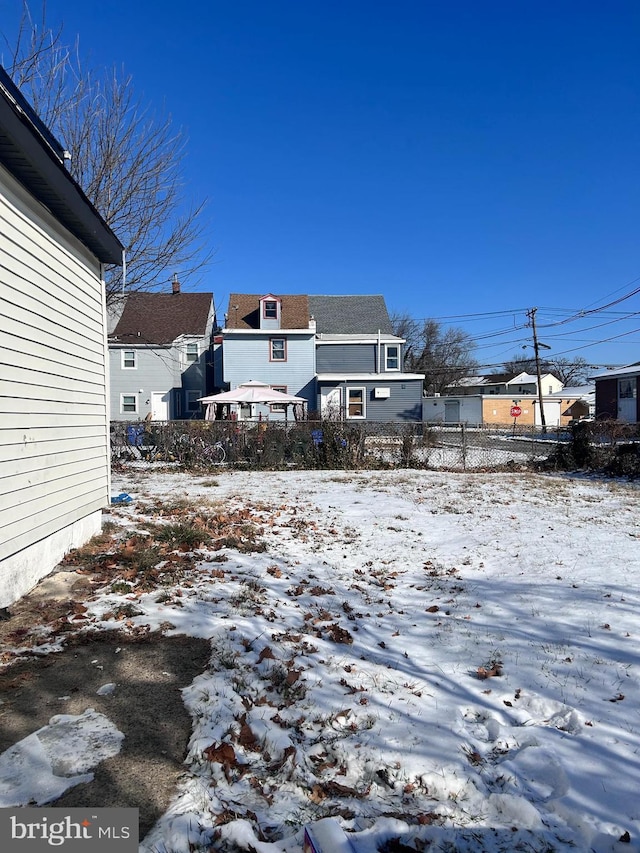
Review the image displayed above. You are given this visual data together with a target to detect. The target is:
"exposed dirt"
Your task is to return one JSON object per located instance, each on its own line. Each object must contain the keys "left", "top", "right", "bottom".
{"left": 0, "top": 571, "right": 211, "bottom": 841}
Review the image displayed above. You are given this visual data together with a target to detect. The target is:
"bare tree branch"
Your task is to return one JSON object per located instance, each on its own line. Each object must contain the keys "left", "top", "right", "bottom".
{"left": 2, "top": 2, "right": 211, "bottom": 302}
{"left": 390, "top": 314, "right": 478, "bottom": 395}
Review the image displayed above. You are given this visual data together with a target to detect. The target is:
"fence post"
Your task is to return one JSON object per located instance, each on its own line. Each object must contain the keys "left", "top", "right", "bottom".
{"left": 461, "top": 423, "right": 467, "bottom": 471}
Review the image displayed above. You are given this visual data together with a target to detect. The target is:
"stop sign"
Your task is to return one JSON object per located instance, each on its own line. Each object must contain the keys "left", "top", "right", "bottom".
{"left": 510, "top": 405, "right": 522, "bottom": 418}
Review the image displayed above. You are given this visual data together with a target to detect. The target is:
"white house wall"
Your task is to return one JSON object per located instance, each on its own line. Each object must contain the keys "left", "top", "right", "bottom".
{"left": 0, "top": 163, "right": 110, "bottom": 606}
{"left": 423, "top": 396, "right": 483, "bottom": 424}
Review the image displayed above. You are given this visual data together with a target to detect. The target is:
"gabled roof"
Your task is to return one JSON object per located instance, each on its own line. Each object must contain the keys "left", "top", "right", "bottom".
{"left": 110, "top": 292, "right": 214, "bottom": 345}
{"left": 226, "top": 294, "right": 310, "bottom": 329}
{"left": 0, "top": 65, "right": 122, "bottom": 264}
{"left": 308, "top": 295, "right": 393, "bottom": 334}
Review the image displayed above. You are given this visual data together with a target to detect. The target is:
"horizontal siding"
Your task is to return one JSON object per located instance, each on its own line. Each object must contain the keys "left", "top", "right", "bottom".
{"left": 0, "top": 429, "right": 106, "bottom": 462}
{"left": 109, "top": 346, "right": 178, "bottom": 421}
{"left": 0, "top": 481, "right": 108, "bottom": 562}
{"left": 223, "top": 334, "right": 316, "bottom": 397}
{"left": 1, "top": 287, "right": 105, "bottom": 362}
{"left": 0, "top": 164, "right": 110, "bottom": 573}
{"left": 319, "top": 379, "right": 423, "bottom": 422}
{"left": 316, "top": 343, "right": 377, "bottom": 373}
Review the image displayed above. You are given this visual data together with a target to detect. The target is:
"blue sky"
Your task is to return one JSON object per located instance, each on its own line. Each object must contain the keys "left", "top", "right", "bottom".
{"left": 2, "top": 1, "right": 639, "bottom": 370}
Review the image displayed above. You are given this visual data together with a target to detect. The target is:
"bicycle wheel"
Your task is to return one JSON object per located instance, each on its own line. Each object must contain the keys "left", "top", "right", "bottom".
{"left": 210, "top": 442, "right": 226, "bottom": 464}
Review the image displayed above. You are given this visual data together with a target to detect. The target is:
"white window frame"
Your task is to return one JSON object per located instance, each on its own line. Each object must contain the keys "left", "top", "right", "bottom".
{"left": 186, "top": 390, "right": 201, "bottom": 412}
{"left": 185, "top": 342, "right": 199, "bottom": 363}
{"left": 346, "top": 387, "right": 366, "bottom": 419}
{"left": 121, "top": 349, "right": 137, "bottom": 369}
{"left": 121, "top": 393, "right": 138, "bottom": 414}
{"left": 385, "top": 344, "right": 400, "bottom": 371}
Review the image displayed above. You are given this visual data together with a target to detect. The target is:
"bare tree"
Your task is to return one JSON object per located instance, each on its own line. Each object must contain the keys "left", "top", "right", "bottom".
{"left": 547, "top": 357, "right": 589, "bottom": 386}
{"left": 2, "top": 2, "right": 210, "bottom": 302}
{"left": 499, "top": 354, "right": 588, "bottom": 385}
{"left": 391, "top": 314, "right": 478, "bottom": 395}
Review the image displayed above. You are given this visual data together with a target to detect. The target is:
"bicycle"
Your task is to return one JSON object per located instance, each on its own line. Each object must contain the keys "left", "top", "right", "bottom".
{"left": 200, "top": 439, "right": 227, "bottom": 465}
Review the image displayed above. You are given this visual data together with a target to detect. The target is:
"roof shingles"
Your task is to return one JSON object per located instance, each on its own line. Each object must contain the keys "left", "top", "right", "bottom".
{"left": 111, "top": 292, "right": 213, "bottom": 345}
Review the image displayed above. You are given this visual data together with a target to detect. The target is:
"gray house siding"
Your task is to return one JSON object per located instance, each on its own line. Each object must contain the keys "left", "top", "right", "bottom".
{"left": 317, "top": 343, "right": 377, "bottom": 373}
{"left": 316, "top": 341, "right": 404, "bottom": 374}
{"left": 318, "top": 379, "right": 423, "bottom": 422}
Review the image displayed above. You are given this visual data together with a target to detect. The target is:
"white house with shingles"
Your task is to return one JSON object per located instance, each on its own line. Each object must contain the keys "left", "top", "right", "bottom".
{"left": 0, "top": 67, "right": 122, "bottom": 608}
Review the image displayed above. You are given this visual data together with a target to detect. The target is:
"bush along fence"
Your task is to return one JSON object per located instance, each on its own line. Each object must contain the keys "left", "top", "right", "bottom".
{"left": 542, "top": 420, "right": 640, "bottom": 477}
{"left": 108, "top": 419, "right": 588, "bottom": 472}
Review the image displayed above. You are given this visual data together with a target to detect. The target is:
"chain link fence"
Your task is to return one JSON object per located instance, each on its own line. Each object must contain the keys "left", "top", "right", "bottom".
{"left": 110, "top": 419, "right": 604, "bottom": 472}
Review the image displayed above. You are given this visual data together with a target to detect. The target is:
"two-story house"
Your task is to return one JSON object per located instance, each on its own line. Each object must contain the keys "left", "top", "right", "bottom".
{"left": 221, "top": 293, "right": 424, "bottom": 421}
{"left": 310, "top": 295, "right": 424, "bottom": 421}
{"left": 108, "top": 280, "right": 216, "bottom": 421}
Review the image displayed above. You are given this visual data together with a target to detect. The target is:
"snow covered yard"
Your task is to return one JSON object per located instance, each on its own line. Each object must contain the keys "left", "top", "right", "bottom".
{"left": 1, "top": 469, "right": 639, "bottom": 853}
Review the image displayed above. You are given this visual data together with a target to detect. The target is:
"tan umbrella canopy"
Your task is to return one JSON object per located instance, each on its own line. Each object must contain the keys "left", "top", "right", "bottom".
{"left": 198, "top": 380, "right": 307, "bottom": 419}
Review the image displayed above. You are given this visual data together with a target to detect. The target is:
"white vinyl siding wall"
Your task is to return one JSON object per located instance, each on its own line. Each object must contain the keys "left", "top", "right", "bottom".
{"left": 0, "top": 164, "right": 110, "bottom": 586}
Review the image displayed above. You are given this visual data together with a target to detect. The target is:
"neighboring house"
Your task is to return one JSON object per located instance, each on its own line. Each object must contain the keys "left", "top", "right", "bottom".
{"left": 446, "top": 371, "right": 563, "bottom": 397}
{"left": 0, "top": 67, "right": 122, "bottom": 607}
{"left": 108, "top": 280, "right": 216, "bottom": 421}
{"left": 310, "top": 295, "right": 424, "bottom": 422}
{"left": 221, "top": 293, "right": 424, "bottom": 422}
{"left": 592, "top": 364, "right": 640, "bottom": 423}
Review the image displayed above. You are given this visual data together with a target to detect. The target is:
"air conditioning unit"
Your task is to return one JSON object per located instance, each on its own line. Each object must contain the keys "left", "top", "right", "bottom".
{"left": 374, "top": 387, "right": 390, "bottom": 399}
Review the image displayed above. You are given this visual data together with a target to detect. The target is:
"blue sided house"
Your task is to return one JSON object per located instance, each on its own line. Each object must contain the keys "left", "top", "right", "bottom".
{"left": 221, "top": 293, "right": 424, "bottom": 422}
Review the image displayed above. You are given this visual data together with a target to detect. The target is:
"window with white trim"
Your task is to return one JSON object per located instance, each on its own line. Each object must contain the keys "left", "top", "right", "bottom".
{"left": 270, "top": 338, "right": 287, "bottom": 361}
{"left": 185, "top": 342, "right": 199, "bottom": 363}
{"left": 121, "top": 394, "right": 138, "bottom": 414}
{"left": 186, "top": 390, "right": 201, "bottom": 412}
{"left": 347, "top": 387, "right": 366, "bottom": 419}
{"left": 385, "top": 344, "right": 399, "bottom": 371}
{"left": 122, "top": 350, "right": 136, "bottom": 369}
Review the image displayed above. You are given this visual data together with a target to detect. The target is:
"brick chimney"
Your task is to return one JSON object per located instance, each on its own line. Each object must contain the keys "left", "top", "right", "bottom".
{"left": 171, "top": 273, "right": 180, "bottom": 294}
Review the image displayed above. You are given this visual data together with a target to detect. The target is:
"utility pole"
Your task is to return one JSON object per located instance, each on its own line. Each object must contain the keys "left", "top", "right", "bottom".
{"left": 528, "top": 307, "right": 547, "bottom": 434}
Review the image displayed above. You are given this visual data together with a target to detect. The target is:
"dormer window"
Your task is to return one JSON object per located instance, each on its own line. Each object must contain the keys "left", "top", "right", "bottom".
{"left": 260, "top": 294, "right": 281, "bottom": 328}
{"left": 264, "top": 300, "right": 278, "bottom": 319}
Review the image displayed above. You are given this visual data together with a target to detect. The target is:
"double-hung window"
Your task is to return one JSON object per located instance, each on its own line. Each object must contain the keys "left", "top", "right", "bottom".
{"left": 270, "top": 338, "right": 287, "bottom": 361}
{"left": 264, "top": 300, "right": 278, "bottom": 320}
{"left": 122, "top": 350, "right": 136, "bottom": 369}
{"left": 121, "top": 394, "right": 138, "bottom": 414}
{"left": 185, "top": 342, "right": 199, "bottom": 363}
{"left": 385, "top": 344, "right": 399, "bottom": 371}
{"left": 347, "top": 387, "right": 366, "bottom": 419}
